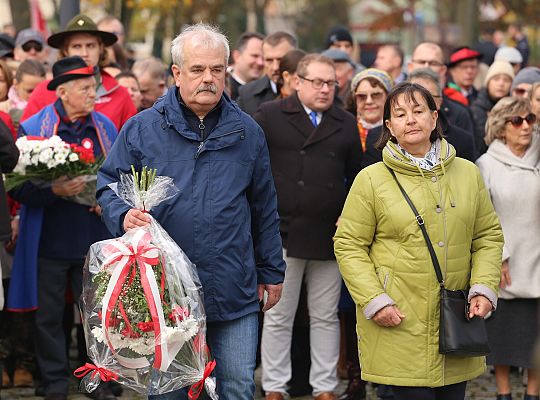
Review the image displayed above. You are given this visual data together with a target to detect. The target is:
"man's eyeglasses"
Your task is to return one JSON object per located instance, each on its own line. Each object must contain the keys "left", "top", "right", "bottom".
{"left": 411, "top": 59, "right": 444, "bottom": 68}
{"left": 298, "top": 75, "right": 338, "bottom": 90}
{"left": 505, "top": 113, "right": 537, "bottom": 127}
{"left": 22, "top": 41, "right": 43, "bottom": 52}
{"left": 355, "top": 92, "right": 385, "bottom": 103}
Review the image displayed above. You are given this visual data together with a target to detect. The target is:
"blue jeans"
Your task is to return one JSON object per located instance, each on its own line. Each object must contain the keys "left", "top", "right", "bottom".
{"left": 148, "top": 312, "right": 258, "bottom": 400}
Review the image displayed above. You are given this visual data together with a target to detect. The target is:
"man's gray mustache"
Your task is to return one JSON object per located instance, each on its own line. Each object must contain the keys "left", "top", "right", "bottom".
{"left": 196, "top": 84, "right": 217, "bottom": 94}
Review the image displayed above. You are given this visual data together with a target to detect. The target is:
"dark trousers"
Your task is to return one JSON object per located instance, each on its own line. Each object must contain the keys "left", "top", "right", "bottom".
{"left": 0, "top": 279, "right": 35, "bottom": 372}
{"left": 391, "top": 381, "right": 467, "bottom": 400}
{"left": 35, "top": 258, "right": 83, "bottom": 396}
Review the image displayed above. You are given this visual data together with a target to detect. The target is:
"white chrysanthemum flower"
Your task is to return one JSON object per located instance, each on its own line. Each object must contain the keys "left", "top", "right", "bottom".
{"left": 20, "top": 154, "right": 31, "bottom": 167}
{"left": 30, "top": 155, "right": 39, "bottom": 165}
{"left": 38, "top": 148, "right": 54, "bottom": 164}
{"left": 54, "top": 153, "right": 67, "bottom": 164}
{"left": 68, "top": 153, "right": 79, "bottom": 162}
{"left": 48, "top": 136, "right": 62, "bottom": 145}
{"left": 129, "top": 337, "right": 155, "bottom": 355}
{"left": 13, "top": 163, "right": 25, "bottom": 174}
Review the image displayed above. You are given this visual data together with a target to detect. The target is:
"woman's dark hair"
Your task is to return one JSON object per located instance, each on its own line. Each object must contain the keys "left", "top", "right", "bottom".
{"left": 276, "top": 49, "right": 307, "bottom": 92}
{"left": 110, "top": 43, "right": 129, "bottom": 70}
{"left": 375, "top": 82, "right": 443, "bottom": 151}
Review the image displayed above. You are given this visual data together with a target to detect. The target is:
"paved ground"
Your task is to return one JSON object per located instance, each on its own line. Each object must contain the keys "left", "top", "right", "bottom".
{"left": 0, "top": 366, "right": 528, "bottom": 399}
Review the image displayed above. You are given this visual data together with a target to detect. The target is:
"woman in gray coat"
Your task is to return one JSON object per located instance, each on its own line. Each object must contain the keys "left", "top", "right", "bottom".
{"left": 476, "top": 97, "right": 540, "bottom": 400}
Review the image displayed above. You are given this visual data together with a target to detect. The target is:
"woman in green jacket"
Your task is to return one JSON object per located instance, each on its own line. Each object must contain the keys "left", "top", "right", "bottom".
{"left": 334, "top": 82, "right": 503, "bottom": 400}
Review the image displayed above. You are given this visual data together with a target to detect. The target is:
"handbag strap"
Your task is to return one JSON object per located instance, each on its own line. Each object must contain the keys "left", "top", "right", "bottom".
{"left": 386, "top": 166, "right": 445, "bottom": 287}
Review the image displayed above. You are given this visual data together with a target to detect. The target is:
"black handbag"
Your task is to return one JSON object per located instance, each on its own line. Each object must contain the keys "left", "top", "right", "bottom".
{"left": 387, "top": 167, "right": 490, "bottom": 357}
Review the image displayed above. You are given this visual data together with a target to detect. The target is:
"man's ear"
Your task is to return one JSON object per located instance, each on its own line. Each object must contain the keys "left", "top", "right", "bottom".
{"left": 56, "top": 86, "right": 67, "bottom": 101}
{"left": 232, "top": 49, "right": 241, "bottom": 64}
{"left": 171, "top": 64, "right": 182, "bottom": 87}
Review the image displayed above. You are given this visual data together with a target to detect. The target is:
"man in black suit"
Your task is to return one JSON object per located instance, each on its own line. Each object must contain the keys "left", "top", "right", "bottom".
{"left": 228, "top": 32, "right": 265, "bottom": 100}
{"left": 237, "top": 32, "right": 296, "bottom": 115}
{"left": 254, "top": 54, "right": 362, "bottom": 400}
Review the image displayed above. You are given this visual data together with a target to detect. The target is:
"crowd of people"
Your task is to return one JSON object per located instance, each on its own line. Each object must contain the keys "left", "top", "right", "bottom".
{"left": 0, "top": 11, "right": 537, "bottom": 400}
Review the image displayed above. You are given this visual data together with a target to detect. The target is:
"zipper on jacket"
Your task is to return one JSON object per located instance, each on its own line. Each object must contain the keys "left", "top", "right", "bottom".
{"left": 198, "top": 118, "right": 206, "bottom": 137}
{"left": 195, "top": 141, "right": 204, "bottom": 159}
{"left": 195, "top": 117, "right": 206, "bottom": 159}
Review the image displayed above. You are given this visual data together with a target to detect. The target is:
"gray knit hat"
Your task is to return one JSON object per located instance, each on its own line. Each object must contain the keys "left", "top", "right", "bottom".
{"left": 511, "top": 67, "right": 540, "bottom": 91}
{"left": 351, "top": 68, "right": 393, "bottom": 93}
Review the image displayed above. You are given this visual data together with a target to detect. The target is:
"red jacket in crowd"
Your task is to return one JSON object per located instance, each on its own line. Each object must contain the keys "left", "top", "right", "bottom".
{"left": 21, "top": 70, "right": 137, "bottom": 131}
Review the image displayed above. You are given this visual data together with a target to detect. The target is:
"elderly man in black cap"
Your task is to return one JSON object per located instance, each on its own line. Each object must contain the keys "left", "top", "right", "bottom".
{"left": 22, "top": 14, "right": 136, "bottom": 130}
{"left": 9, "top": 56, "right": 117, "bottom": 400}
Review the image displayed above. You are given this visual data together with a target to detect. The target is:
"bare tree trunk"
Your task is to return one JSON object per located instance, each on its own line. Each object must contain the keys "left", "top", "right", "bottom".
{"left": 59, "top": 0, "right": 80, "bottom": 29}
{"left": 120, "top": 1, "right": 134, "bottom": 39}
{"left": 9, "top": 0, "right": 30, "bottom": 30}
{"left": 246, "top": 0, "right": 257, "bottom": 32}
{"left": 152, "top": 13, "right": 166, "bottom": 59}
{"left": 456, "top": 0, "right": 478, "bottom": 46}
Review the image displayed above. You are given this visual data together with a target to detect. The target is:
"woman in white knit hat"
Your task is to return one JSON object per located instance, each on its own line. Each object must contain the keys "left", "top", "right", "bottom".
{"left": 470, "top": 60, "right": 514, "bottom": 155}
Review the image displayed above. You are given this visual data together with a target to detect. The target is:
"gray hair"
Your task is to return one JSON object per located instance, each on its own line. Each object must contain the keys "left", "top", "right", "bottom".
{"left": 485, "top": 96, "right": 531, "bottom": 145}
{"left": 408, "top": 68, "right": 442, "bottom": 96}
{"left": 132, "top": 57, "right": 167, "bottom": 81}
{"left": 171, "top": 23, "right": 229, "bottom": 67}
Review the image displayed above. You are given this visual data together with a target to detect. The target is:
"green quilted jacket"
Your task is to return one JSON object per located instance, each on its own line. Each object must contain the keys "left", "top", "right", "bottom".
{"left": 334, "top": 139, "right": 503, "bottom": 387}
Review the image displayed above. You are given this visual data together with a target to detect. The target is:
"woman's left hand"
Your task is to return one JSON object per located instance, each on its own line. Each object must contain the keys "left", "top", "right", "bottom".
{"left": 468, "top": 295, "right": 492, "bottom": 319}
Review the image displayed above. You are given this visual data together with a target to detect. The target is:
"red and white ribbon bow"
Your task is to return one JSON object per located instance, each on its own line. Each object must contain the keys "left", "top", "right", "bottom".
{"left": 100, "top": 229, "right": 170, "bottom": 371}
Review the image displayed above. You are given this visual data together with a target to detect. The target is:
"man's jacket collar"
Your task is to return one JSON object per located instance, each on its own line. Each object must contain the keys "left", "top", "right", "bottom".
{"left": 154, "top": 87, "right": 245, "bottom": 142}
{"left": 250, "top": 75, "right": 273, "bottom": 96}
{"left": 280, "top": 93, "right": 347, "bottom": 148}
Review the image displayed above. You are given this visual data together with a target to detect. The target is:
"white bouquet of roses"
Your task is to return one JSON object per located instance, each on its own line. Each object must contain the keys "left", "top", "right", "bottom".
{"left": 4, "top": 135, "right": 102, "bottom": 206}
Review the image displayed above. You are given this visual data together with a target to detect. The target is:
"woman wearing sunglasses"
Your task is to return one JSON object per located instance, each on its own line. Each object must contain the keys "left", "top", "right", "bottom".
{"left": 345, "top": 68, "right": 393, "bottom": 168}
{"left": 476, "top": 97, "right": 540, "bottom": 400}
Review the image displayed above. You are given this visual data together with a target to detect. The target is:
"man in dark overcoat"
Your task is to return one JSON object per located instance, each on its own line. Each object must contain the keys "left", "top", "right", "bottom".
{"left": 254, "top": 53, "right": 363, "bottom": 400}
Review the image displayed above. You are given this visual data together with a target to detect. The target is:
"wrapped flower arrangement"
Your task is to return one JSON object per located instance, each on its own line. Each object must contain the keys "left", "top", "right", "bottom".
{"left": 77, "top": 167, "right": 217, "bottom": 399}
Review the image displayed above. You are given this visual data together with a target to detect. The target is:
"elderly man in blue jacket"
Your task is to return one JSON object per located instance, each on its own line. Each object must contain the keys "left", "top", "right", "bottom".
{"left": 97, "top": 23, "right": 286, "bottom": 400}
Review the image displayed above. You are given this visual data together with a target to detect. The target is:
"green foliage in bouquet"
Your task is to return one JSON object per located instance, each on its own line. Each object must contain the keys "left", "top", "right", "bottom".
{"left": 93, "top": 254, "right": 175, "bottom": 339}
